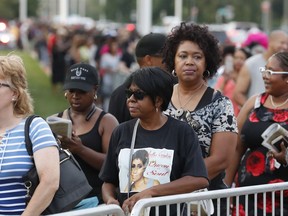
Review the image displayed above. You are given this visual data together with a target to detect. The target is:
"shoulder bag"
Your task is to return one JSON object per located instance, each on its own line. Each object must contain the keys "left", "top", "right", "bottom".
{"left": 22, "top": 115, "right": 92, "bottom": 215}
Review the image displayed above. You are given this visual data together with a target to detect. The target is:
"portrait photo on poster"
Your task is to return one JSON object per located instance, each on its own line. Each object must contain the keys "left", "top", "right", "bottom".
{"left": 118, "top": 148, "right": 174, "bottom": 193}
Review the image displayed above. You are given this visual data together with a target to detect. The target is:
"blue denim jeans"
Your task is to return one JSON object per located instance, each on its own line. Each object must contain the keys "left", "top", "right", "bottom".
{"left": 73, "top": 196, "right": 99, "bottom": 210}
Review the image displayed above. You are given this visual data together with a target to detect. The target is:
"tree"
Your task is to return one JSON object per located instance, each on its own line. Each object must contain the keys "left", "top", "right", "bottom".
{"left": 0, "top": 0, "right": 39, "bottom": 20}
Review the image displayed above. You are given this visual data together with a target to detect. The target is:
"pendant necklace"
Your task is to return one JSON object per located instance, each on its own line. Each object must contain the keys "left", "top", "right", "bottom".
{"left": 270, "top": 96, "right": 288, "bottom": 109}
{"left": 177, "top": 83, "right": 204, "bottom": 112}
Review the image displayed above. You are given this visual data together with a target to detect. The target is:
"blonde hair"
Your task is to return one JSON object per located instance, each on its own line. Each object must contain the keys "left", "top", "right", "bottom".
{"left": 0, "top": 54, "right": 33, "bottom": 116}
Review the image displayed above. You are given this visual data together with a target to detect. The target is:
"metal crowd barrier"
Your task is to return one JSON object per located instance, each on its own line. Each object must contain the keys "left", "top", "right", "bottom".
{"left": 130, "top": 182, "right": 288, "bottom": 216}
{"left": 48, "top": 182, "right": 288, "bottom": 216}
{"left": 50, "top": 204, "right": 125, "bottom": 216}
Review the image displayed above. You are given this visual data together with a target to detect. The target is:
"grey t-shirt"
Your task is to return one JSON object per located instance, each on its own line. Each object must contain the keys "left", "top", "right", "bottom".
{"left": 245, "top": 53, "right": 266, "bottom": 98}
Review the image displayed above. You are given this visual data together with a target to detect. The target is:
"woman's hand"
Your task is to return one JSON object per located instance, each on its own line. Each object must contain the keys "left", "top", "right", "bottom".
{"left": 122, "top": 191, "right": 152, "bottom": 213}
{"left": 270, "top": 142, "right": 288, "bottom": 166}
{"left": 106, "top": 197, "right": 120, "bottom": 206}
{"left": 59, "top": 132, "right": 85, "bottom": 154}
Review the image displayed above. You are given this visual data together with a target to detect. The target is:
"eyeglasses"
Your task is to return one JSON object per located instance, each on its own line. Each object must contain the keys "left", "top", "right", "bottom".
{"left": 125, "top": 89, "right": 147, "bottom": 100}
{"left": 259, "top": 67, "right": 288, "bottom": 78}
{"left": 0, "top": 83, "right": 10, "bottom": 88}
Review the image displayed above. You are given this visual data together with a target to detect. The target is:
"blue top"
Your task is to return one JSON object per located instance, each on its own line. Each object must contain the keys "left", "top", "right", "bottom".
{"left": 0, "top": 117, "right": 57, "bottom": 215}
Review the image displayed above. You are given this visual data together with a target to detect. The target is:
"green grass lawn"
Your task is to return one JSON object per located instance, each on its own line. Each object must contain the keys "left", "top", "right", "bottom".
{"left": 0, "top": 50, "right": 68, "bottom": 118}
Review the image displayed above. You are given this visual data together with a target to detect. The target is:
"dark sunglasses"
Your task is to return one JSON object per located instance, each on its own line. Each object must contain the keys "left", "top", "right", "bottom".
{"left": 125, "top": 89, "right": 147, "bottom": 100}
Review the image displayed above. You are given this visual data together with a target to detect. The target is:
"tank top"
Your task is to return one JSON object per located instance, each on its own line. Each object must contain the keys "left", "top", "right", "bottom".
{"left": 57, "top": 110, "right": 106, "bottom": 202}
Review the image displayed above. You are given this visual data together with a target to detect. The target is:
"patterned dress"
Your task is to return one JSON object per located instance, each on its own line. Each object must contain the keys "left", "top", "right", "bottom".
{"left": 234, "top": 93, "right": 288, "bottom": 215}
{"left": 165, "top": 87, "right": 238, "bottom": 189}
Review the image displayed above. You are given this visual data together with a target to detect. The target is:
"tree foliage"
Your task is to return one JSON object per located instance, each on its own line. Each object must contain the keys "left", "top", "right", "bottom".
{"left": 96, "top": 0, "right": 285, "bottom": 29}
{"left": 0, "top": 0, "right": 38, "bottom": 20}
{"left": 0, "top": 0, "right": 19, "bottom": 19}
{"left": 0, "top": 0, "right": 285, "bottom": 30}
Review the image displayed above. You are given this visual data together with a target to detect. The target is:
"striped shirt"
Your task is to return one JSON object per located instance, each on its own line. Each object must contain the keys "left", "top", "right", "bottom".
{"left": 0, "top": 117, "right": 57, "bottom": 215}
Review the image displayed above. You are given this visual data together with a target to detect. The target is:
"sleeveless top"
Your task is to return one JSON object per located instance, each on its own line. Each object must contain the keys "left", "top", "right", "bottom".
{"left": 235, "top": 93, "right": 288, "bottom": 215}
{"left": 165, "top": 87, "right": 238, "bottom": 190}
{"left": 239, "top": 93, "right": 288, "bottom": 184}
{"left": 57, "top": 110, "right": 106, "bottom": 202}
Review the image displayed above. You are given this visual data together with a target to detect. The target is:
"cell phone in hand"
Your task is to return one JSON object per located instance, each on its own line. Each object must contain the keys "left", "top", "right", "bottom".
{"left": 224, "top": 55, "right": 234, "bottom": 74}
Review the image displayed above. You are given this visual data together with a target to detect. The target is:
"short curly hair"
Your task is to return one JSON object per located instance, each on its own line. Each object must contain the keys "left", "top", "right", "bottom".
{"left": 162, "top": 22, "right": 221, "bottom": 79}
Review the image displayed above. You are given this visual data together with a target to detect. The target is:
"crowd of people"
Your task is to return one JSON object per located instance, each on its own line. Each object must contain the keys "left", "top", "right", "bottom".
{"left": 19, "top": 20, "right": 141, "bottom": 110}
{"left": 0, "top": 20, "right": 288, "bottom": 216}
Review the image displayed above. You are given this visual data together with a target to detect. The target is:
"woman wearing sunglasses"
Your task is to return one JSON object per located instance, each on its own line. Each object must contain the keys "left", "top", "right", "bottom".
{"left": 99, "top": 67, "right": 209, "bottom": 215}
{"left": 225, "top": 51, "right": 288, "bottom": 215}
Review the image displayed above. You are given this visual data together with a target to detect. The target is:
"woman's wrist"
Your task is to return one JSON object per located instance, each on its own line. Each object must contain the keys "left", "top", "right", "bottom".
{"left": 284, "top": 148, "right": 288, "bottom": 166}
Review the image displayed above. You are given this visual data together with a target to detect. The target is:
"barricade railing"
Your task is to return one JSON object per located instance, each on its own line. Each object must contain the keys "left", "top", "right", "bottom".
{"left": 50, "top": 204, "right": 125, "bottom": 216}
{"left": 130, "top": 182, "right": 288, "bottom": 216}
{"left": 48, "top": 182, "right": 288, "bottom": 216}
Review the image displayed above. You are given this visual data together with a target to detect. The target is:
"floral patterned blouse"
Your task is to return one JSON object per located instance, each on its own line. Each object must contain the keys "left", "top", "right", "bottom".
{"left": 165, "top": 87, "right": 238, "bottom": 190}
{"left": 234, "top": 93, "right": 288, "bottom": 215}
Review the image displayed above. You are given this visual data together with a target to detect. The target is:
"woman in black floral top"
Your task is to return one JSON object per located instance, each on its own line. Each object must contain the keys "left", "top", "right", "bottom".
{"left": 226, "top": 51, "right": 288, "bottom": 215}
{"left": 162, "top": 22, "right": 238, "bottom": 215}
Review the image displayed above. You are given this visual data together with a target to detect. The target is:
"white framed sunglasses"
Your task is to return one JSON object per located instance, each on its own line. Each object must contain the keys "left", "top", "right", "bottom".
{"left": 259, "top": 67, "right": 288, "bottom": 78}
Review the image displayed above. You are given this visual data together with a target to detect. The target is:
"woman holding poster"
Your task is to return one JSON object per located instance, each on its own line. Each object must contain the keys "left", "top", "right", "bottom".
{"left": 99, "top": 67, "right": 209, "bottom": 215}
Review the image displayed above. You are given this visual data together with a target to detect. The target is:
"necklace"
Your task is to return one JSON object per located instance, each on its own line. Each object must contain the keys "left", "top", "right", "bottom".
{"left": 68, "top": 104, "right": 97, "bottom": 125}
{"left": 177, "top": 83, "right": 204, "bottom": 109}
{"left": 270, "top": 96, "right": 288, "bottom": 109}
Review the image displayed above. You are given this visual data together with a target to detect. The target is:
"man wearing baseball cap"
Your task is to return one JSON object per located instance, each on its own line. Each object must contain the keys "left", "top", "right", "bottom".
{"left": 108, "top": 33, "right": 167, "bottom": 123}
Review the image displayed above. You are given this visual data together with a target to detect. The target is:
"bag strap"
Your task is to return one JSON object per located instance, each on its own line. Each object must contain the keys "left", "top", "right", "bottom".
{"left": 24, "top": 115, "right": 39, "bottom": 156}
{"left": 127, "top": 118, "right": 140, "bottom": 198}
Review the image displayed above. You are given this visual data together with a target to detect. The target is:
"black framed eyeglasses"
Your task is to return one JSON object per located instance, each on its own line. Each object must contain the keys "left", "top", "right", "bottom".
{"left": 0, "top": 83, "right": 10, "bottom": 88}
{"left": 125, "top": 89, "right": 147, "bottom": 100}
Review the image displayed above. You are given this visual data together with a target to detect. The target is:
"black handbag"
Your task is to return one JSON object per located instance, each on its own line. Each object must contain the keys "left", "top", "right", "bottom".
{"left": 22, "top": 115, "right": 92, "bottom": 215}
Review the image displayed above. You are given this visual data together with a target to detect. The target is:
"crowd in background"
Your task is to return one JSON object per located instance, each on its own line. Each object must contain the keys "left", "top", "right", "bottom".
{"left": 1, "top": 18, "right": 288, "bottom": 215}
{"left": 7, "top": 18, "right": 287, "bottom": 113}
{"left": 8, "top": 19, "right": 141, "bottom": 111}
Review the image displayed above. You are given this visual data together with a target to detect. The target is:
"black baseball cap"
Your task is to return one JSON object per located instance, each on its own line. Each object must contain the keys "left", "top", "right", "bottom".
{"left": 135, "top": 33, "right": 166, "bottom": 58}
{"left": 63, "top": 63, "right": 99, "bottom": 92}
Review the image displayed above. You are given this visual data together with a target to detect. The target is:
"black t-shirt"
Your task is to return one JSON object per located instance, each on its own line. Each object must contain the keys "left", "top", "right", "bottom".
{"left": 108, "top": 83, "right": 132, "bottom": 123}
{"left": 120, "top": 51, "right": 135, "bottom": 68}
{"left": 99, "top": 116, "right": 208, "bottom": 215}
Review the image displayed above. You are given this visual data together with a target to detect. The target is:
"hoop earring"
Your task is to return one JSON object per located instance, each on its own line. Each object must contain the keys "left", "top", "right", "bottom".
{"left": 64, "top": 92, "right": 67, "bottom": 99}
{"left": 172, "top": 70, "right": 177, "bottom": 77}
{"left": 203, "top": 70, "right": 211, "bottom": 78}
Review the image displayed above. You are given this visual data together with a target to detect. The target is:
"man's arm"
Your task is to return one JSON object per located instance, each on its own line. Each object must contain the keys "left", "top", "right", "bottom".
{"left": 233, "top": 64, "right": 251, "bottom": 107}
